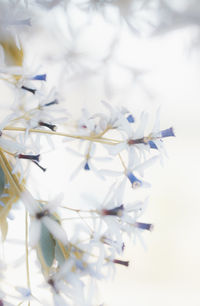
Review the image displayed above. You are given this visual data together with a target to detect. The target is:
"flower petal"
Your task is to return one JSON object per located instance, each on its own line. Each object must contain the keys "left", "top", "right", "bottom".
{"left": 42, "top": 217, "right": 68, "bottom": 245}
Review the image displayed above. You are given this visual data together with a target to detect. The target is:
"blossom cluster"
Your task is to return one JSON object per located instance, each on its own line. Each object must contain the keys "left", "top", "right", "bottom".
{"left": 0, "top": 1, "right": 175, "bottom": 306}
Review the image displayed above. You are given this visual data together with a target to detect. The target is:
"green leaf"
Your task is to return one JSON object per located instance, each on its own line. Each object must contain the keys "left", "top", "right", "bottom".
{"left": 39, "top": 223, "right": 56, "bottom": 267}
{"left": 0, "top": 166, "right": 5, "bottom": 196}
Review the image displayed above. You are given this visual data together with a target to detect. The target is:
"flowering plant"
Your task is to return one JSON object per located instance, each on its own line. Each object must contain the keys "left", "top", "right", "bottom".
{"left": 0, "top": 1, "right": 175, "bottom": 305}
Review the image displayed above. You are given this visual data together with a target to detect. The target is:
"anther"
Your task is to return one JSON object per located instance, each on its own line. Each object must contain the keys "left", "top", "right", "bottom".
{"left": 44, "top": 99, "right": 58, "bottom": 107}
{"left": 32, "top": 161, "right": 46, "bottom": 172}
{"left": 21, "top": 86, "right": 36, "bottom": 95}
{"left": 135, "top": 222, "right": 153, "bottom": 231}
{"left": 113, "top": 259, "right": 129, "bottom": 267}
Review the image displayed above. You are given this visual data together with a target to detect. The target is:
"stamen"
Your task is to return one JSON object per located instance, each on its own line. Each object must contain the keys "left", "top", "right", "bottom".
{"left": 38, "top": 121, "right": 57, "bottom": 131}
{"left": 17, "top": 154, "right": 40, "bottom": 162}
{"left": 135, "top": 222, "right": 153, "bottom": 231}
{"left": 113, "top": 259, "right": 129, "bottom": 267}
{"left": 21, "top": 86, "right": 36, "bottom": 95}
{"left": 102, "top": 204, "right": 124, "bottom": 217}
{"left": 44, "top": 99, "right": 58, "bottom": 107}
{"left": 36, "top": 209, "right": 49, "bottom": 219}
{"left": 32, "top": 161, "right": 46, "bottom": 172}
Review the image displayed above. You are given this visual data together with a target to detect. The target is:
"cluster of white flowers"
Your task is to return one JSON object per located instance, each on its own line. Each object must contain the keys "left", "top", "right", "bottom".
{"left": 0, "top": 1, "right": 176, "bottom": 306}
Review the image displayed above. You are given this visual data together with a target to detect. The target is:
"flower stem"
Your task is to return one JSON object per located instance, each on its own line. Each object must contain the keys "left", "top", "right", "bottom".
{"left": 25, "top": 211, "right": 31, "bottom": 306}
{"left": 4, "top": 126, "right": 121, "bottom": 145}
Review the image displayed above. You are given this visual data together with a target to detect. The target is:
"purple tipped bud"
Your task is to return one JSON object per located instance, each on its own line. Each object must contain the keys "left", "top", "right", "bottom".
{"left": 21, "top": 86, "right": 36, "bottom": 95}
{"left": 127, "top": 138, "right": 145, "bottom": 145}
{"left": 127, "top": 172, "right": 142, "bottom": 188}
{"left": 160, "top": 127, "right": 175, "bottom": 138}
{"left": 38, "top": 121, "right": 57, "bottom": 131}
{"left": 113, "top": 259, "right": 129, "bottom": 267}
{"left": 31, "top": 74, "right": 46, "bottom": 81}
{"left": 84, "top": 162, "right": 90, "bottom": 170}
{"left": 126, "top": 114, "right": 135, "bottom": 123}
{"left": 102, "top": 204, "right": 124, "bottom": 217}
{"left": 18, "top": 154, "right": 40, "bottom": 162}
{"left": 135, "top": 222, "right": 153, "bottom": 231}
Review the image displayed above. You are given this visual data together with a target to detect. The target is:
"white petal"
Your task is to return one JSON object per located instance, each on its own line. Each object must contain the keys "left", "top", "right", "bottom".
{"left": 0, "top": 138, "right": 26, "bottom": 154}
{"left": 99, "top": 169, "right": 122, "bottom": 177}
{"left": 104, "top": 142, "right": 126, "bottom": 155}
{"left": 42, "top": 217, "right": 68, "bottom": 245}
{"left": 70, "top": 161, "right": 83, "bottom": 180}
{"left": 135, "top": 111, "right": 149, "bottom": 138}
{"left": 21, "top": 190, "right": 39, "bottom": 215}
{"left": 133, "top": 155, "right": 160, "bottom": 175}
{"left": 53, "top": 293, "right": 69, "bottom": 306}
{"left": 47, "top": 193, "right": 64, "bottom": 213}
{"left": 29, "top": 220, "right": 41, "bottom": 247}
{"left": 65, "top": 146, "right": 83, "bottom": 157}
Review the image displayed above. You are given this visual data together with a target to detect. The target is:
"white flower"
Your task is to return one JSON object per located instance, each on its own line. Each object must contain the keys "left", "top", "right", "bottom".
{"left": 66, "top": 142, "right": 112, "bottom": 180}
{"left": 22, "top": 190, "right": 68, "bottom": 247}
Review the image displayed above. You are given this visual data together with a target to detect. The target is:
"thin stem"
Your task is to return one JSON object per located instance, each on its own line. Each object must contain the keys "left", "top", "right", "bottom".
{"left": 118, "top": 153, "right": 127, "bottom": 171}
{"left": 4, "top": 126, "right": 121, "bottom": 145}
{"left": 25, "top": 211, "right": 31, "bottom": 304}
{"left": 61, "top": 205, "right": 97, "bottom": 214}
{"left": 62, "top": 216, "right": 100, "bottom": 221}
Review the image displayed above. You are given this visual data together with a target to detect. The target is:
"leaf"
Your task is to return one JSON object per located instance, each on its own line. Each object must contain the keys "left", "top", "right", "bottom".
{"left": 39, "top": 223, "right": 56, "bottom": 267}
{"left": 0, "top": 166, "right": 5, "bottom": 196}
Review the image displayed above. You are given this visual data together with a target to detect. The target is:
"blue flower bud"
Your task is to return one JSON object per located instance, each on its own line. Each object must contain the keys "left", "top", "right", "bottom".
{"left": 161, "top": 127, "right": 175, "bottom": 138}
{"left": 84, "top": 162, "right": 90, "bottom": 170}
{"left": 148, "top": 141, "right": 158, "bottom": 149}
{"left": 126, "top": 114, "right": 134, "bottom": 123}
{"left": 127, "top": 172, "right": 142, "bottom": 188}
{"left": 32, "top": 74, "right": 47, "bottom": 81}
